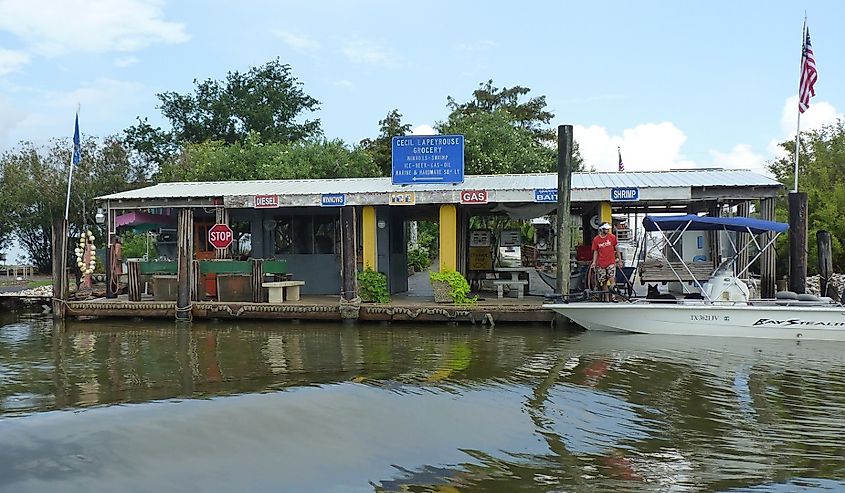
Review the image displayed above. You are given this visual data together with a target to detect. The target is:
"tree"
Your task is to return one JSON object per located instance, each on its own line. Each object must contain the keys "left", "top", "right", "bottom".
{"left": 0, "top": 137, "right": 140, "bottom": 272}
{"left": 441, "top": 80, "right": 583, "bottom": 173}
{"left": 768, "top": 119, "right": 845, "bottom": 274}
{"left": 359, "top": 109, "right": 412, "bottom": 176}
{"left": 125, "top": 59, "right": 322, "bottom": 174}
{"left": 158, "top": 132, "right": 380, "bottom": 182}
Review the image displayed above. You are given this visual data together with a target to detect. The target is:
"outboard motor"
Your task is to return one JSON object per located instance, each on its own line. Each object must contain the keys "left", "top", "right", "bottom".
{"left": 704, "top": 259, "right": 749, "bottom": 303}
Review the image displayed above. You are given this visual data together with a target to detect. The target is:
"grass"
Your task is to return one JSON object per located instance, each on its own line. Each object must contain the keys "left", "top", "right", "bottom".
{"left": 26, "top": 280, "right": 53, "bottom": 288}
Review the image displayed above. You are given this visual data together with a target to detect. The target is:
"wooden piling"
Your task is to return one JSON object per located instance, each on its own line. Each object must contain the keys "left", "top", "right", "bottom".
{"left": 214, "top": 207, "right": 230, "bottom": 259}
{"left": 555, "top": 125, "right": 573, "bottom": 329}
{"left": 817, "top": 230, "right": 833, "bottom": 297}
{"left": 759, "top": 197, "right": 777, "bottom": 298}
{"left": 788, "top": 192, "right": 808, "bottom": 294}
{"left": 340, "top": 206, "right": 358, "bottom": 302}
{"left": 127, "top": 261, "right": 141, "bottom": 302}
{"left": 51, "top": 219, "right": 68, "bottom": 318}
{"left": 176, "top": 208, "right": 194, "bottom": 321}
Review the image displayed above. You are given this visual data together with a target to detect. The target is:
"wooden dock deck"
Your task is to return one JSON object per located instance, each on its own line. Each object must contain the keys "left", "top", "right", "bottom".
{"left": 63, "top": 294, "right": 554, "bottom": 324}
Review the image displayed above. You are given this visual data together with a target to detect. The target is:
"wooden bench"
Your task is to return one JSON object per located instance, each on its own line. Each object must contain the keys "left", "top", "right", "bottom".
{"left": 262, "top": 281, "right": 306, "bottom": 303}
{"left": 492, "top": 280, "right": 528, "bottom": 299}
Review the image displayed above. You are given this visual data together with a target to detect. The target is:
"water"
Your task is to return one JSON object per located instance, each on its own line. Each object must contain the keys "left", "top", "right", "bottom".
{"left": 2, "top": 313, "right": 845, "bottom": 492}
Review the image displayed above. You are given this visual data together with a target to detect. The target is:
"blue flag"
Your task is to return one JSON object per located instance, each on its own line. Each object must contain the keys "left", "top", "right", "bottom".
{"left": 72, "top": 113, "right": 81, "bottom": 165}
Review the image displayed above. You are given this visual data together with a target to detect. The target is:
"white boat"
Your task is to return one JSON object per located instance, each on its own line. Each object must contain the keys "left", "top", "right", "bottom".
{"left": 545, "top": 214, "right": 845, "bottom": 341}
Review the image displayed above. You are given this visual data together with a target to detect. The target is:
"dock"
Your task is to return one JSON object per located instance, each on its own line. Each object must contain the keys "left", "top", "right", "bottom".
{"left": 63, "top": 294, "right": 554, "bottom": 324}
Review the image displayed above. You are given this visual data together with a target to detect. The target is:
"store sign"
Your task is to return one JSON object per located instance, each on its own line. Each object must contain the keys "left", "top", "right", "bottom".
{"left": 389, "top": 191, "right": 416, "bottom": 206}
{"left": 254, "top": 194, "right": 280, "bottom": 208}
{"left": 320, "top": 193, "right": 346, "bottom": 207}
{"left": 611, "top": 187, "right": 639, "bottom": 201}
{"left": 533, "top": 188, "right": 558, "bottom": 203}
{"left": 391, "top": 134, "right": 465, "bottom": 185}
{"left": 460, "top": 189, "right": 488, "bottom": 204}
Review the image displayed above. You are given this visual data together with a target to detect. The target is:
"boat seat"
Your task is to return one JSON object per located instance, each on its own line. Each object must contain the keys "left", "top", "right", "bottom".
{"left": 775, "top": 291, "right": 798, "bottom": 300}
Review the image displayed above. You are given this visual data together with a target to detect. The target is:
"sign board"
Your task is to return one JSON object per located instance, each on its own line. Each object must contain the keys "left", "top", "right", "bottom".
{"left": 500, "top": 229, "right": 521, "bottom": 247}
{"left": 469, "top": 247, "right": 493, "bottom": 271}
{"left": 460, "top": 189, "right": 488, "bottom": 204}
{"left": 469, "top": 230, "right": 491, "bottom": 247}
{"left": 254, "top": 194, "right": 280, "bottom": 208}
{"left": 389, "top": 191, "right": 416, "bottom": 206}
{"left": 391, "top": 135, "right": 464, "bottom": 184}
{"left": 534, "top": 188, "right": 558, "bottom": 203}
{"left": 208, "top": 224, "right": 234, "bottom": 250}
{"left": 320, "top": 193, "right": 346, "bottom": 207}
{"left": 610, "top": 187, "right": 639, "bottom": 201}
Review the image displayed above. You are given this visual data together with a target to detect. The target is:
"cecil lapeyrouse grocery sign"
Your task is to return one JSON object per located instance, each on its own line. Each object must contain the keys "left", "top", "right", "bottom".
{"left": 208, "top": 224, "right": 234, "bottom": 250}
{"left": 391, "top": 135, "right": 464, "bottom": 185}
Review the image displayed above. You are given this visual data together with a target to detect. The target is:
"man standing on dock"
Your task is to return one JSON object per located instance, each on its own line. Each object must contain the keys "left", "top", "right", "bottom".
{"left": 591, "top": 223, "right": 622, "bottom": 301}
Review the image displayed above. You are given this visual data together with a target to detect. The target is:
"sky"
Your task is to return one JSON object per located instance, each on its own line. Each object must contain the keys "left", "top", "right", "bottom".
{"left": 0, "top": 0, "right": 842, "bottom": 178}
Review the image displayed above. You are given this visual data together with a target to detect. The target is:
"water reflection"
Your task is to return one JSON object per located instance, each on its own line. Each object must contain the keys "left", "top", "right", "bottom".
{"left": 1, "top": 316, "right": 845, "bottom": 492}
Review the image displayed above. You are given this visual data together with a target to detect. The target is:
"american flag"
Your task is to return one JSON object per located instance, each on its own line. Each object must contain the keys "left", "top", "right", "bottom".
{"left": 617, "top": 147, "right": 624, "bottom": 172}
{"left": 798, "top": 26, "right": 817, "bottom": 114}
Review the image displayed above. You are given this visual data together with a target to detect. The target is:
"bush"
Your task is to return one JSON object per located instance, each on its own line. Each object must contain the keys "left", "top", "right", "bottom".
{"left": 429, "top": 269, "right": 477, "bottom": 305}
{"left": 357, "top": 267, "right": 390, "bottom": 303}
{"left": 408, "top": 246, "right": 431, "bottom": 272}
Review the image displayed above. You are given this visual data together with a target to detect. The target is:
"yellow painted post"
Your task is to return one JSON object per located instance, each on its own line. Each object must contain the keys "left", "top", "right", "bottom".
{"left": 439, "top": 204, "right": 457, "bottom": 271}
{"left": 599, "top": 201, "right": 612, "bottom": 225}
{"left": 362, "top": 206, "right": 377, "bottom": 269}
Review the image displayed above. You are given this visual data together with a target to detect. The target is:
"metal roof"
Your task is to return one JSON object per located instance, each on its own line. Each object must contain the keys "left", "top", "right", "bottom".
{"left": 99, "top": 169, "right": 782, "bottom": 201}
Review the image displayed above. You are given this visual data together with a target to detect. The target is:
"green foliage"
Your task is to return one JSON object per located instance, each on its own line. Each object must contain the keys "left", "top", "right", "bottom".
{"left": 357, "top": 267, "right": 390, "bottom": 303}
{"left": 359, "top": 109, "right": 412, "bottom": 176}
{"left": 429, "top": 269, "right": 477, "bottom": 305}
{"left": 416, "top": 221, "right": 439, "bottom": 255}
{"left": 0, "top": 137, "right": 142, "bottom": 272}
{"left": 158, "top": 133, "right": 380, "bottom": 182}
{"left": 768, "top": 119, "right": 845, "bottom": 273}
{"left": 125, "top": 59, "right": 321, "bottom": 171}
{"left": 120, "top": 231, "right": 156, "bottom": 260}
{"left": 440, "top": 80, "right": 584, "bottom": 173}
{"left": 407, "top": 246, "right": 431, "bottom": 272}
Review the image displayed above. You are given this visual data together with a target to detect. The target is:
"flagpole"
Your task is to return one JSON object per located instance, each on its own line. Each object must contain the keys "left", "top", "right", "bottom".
{"left": 64, "top": 107, "right": 80, "bottom": 220}
{"left": 64, "top": 151, "right": 74, "bottom": 220}
{"left": 793, "top": 16, "right": 807, "bottom": 193}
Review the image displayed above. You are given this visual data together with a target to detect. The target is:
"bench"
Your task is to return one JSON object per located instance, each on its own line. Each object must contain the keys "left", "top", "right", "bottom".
{"left": 492, "top": 280, "right": 528, "bottom": 299}
{"left": 262, "top": 281, "right": 306, "bottom": 303}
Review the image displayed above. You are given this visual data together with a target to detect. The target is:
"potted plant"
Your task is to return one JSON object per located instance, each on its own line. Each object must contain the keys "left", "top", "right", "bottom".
{"left": 429, "top": 269, "right": 477, "bottom": 305}
{"left": 357, "top": 267, "right": 390, "bottom": 303}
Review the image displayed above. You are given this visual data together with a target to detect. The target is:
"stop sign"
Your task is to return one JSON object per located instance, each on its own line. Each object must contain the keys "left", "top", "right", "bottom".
{"left": 208, "top": 223, "right": 233, "bottom": 249}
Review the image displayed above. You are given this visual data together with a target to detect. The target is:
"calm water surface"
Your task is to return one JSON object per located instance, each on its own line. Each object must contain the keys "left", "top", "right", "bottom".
{"left": 2, "top": 311, "right": 845, "bottom": 492}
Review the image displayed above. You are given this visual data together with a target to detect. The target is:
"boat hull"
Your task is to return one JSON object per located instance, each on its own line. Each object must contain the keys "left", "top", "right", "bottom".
{"left": 544, "top": 302, "right": 845, "bottom": 341}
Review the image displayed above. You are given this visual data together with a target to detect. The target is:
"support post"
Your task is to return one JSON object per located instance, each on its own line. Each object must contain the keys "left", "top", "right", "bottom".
{"left": 439, "top": 204, "right": 457, "bottom": 272}
{"left": 736, "top": 202, "right": 751, "bottom": 278}
{"left": 127, "top": 261, "right": 141, "bottom": 302}
{"left": 817, "top": 230, "right": 833, "bottom": 298}
{"left": 176, "top": 208, "right": 194, "bottom": 321}
{"left": 556, "top": 124, "right": 573, "bottom": 306}
{"left": 362, "top": 206, "right": 377, "bottom": 270}
{"left": 788, "top": 192, "right": 808, "bottom": 294}
{"left": 759, "top": 198, "right": 777, "bottom": 298}
{"left": 51, "top": 219, "right": 68, "bottom": 318}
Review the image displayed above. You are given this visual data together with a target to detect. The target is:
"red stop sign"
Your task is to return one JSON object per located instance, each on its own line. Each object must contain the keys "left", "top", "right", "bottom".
{"left": 208, "top": 223, "right": 233, "bottom": 249}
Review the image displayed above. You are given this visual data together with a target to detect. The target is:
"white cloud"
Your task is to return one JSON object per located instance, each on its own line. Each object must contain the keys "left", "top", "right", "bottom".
{"left": 0, "top": 0, "right": 188, "bottom": 56}
{"left": 575, "top": 122, "right": 695, "bottom": 172}
{"left": 411, "top": 124, "right": 436, "bottom": 135}
{"left": 113, "top": 56, "right": 139, "bottom": 68}
{"left": 0, "top": 48, "right": 29, "bottom": 75}
{"left": 342, "top": 40, "right": 397, "bottom": 66}
{"left": 0, "top": 97, "right": 27, "bottom": 147}
{"left": 780, "top": 95, "right": 842, "bottom": 135}
{"left": 334, "top": 79, "right": 354, "bottom": 90}
{"left": 274, "top": 30, "right": 320, "bottom": 52}
{"left": 709, "top": 144, "right": 768, "bottom": 173}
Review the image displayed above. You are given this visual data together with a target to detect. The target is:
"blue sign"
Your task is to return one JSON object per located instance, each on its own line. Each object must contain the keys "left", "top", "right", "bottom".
{"left": 392, "top": 135, "right": 464, "bottom": 184}
{"left": 320, "top": 193, "right": 346, "bottom": 207}
{"left": 534, "top": 188, "right": 558, "bottom": 203}
{"left": 611, "top": 187, "right": 639, "bottom": 201}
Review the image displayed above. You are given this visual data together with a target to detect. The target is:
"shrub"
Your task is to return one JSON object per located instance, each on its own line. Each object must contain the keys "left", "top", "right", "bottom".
{"left": 357, "top": 267, "right": 390, "bottom": 303}
{"left": 429, "top": 269, "right": 477, "bottom": 305}
{"left": 408, "top": 246, "right": 431, "bottom": 272}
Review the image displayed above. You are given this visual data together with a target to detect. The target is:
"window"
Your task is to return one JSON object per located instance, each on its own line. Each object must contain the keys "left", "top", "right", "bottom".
{"left": 274, "top": 218, "right": 292, "bottom": 254}
{"left": 314, "top": 215, "right": 337, "bottom": 254}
